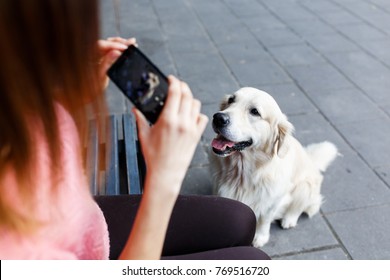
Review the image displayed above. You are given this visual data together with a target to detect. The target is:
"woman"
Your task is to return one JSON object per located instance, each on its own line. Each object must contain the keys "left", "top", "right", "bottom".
{"left": 0, "top": 0, "right": 269, "bottom": 260}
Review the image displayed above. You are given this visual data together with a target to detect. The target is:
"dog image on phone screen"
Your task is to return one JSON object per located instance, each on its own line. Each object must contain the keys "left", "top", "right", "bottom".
{"left": 209, "top": 87, "right": 338, "bottom": 247}
{"left": 137, "top": 71, "right": 160, "bottom": 104}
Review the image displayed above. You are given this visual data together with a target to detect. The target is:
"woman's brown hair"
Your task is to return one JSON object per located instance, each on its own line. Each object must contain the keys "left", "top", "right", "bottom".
{"left": 0, "top": 0, "right": 104, "bottom": 231}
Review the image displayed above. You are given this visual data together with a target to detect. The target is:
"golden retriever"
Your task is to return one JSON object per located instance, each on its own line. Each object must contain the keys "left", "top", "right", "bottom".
{"left": 209, "top": 87, "right": 338, "bottom": 247}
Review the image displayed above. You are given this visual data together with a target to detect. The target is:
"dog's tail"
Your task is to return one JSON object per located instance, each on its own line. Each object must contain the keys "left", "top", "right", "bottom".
{"left": 305, "top": 141, "right": 338, "bottom": 172}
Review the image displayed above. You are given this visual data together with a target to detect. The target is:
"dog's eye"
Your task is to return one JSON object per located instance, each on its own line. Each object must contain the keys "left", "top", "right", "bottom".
{"left": 250, "top": 108, "right": 261, "bottom": 117}
{"left": 228, "top": 96, "right": 235, "bottom": 104}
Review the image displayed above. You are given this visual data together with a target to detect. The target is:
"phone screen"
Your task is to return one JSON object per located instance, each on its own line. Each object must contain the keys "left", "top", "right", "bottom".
{"left": 107, "top": 45, "right": 168, "bottom": 124}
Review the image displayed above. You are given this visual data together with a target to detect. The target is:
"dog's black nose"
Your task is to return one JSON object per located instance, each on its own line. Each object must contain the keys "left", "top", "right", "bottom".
{"left": 213, "top": 112, "right": 230, "bottom": 127}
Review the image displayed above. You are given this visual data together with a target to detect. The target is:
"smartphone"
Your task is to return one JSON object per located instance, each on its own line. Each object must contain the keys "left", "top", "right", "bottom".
{"left": 107, "top": 45, "right": 168, "bottom": 124}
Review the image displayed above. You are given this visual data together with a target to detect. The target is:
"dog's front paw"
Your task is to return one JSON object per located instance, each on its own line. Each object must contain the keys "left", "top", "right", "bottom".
{"left": 281, "top": 216, "right": 298, "bottom": 229}
{"left": 253, "top": 233, "right": 270, "bottom": 248}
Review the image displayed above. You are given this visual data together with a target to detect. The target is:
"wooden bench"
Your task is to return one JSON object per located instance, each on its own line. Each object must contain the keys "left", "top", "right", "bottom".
{"left": 86, "top": 114, "right": 144, "bottom": 195}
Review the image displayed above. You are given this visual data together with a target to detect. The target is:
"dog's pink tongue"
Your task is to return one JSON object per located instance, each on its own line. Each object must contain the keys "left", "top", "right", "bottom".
{"left": 212, "top": 137, "right": 235, "bottom": 150}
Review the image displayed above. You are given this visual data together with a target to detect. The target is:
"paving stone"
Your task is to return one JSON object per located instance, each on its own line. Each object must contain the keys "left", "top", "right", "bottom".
{"left": 299, "top": 0, "right": 343, "bottom": 13}
{"left": 358, "top": 39, "right": 390, "bottom": 68}
{"left": 116, "top": 1, "right": 159, "bottom": 35}
{"left": 119, "top": 0, "right": 156, "bottom": 21}
{"left": 157, "top": 4, "right": 203, "bottom": 34}
{"left": 336, "top": 0, "right": 382, "bottom": 12}
{"left": 253, "top": 28, "right": 304, "bottom": 48}
{"left": 206, "top": 24, "right": 259, "bottom": 47}
{"left": 286, "top": 63, "right": 353, "bottom": 92}
{"left": 288, "top": 19, "right": 335, "bottom": 37}
{"left": 201, "top": 102, "right": 226, "bottom": 142}
{"left": 267, "top": 6, "right": 317, "bottom": 22}
{"left": 259, "top": 83, "right": 318, "bottom": 116}
{"left": 172, "top": 51, "right": 228, "bottom": 79}
{"left": 322, "top": 148, "right": 390, "bottom": 213}
{"left": 190, "top": 1, "right": 238, "bottom": 30}
{"left": 268, "top": 44, "right": 325, "bottom": 66}
{"left": 99, "top": 0, "right": 119, "bottom": 37}
{"left": 287, "top": 111, "right": 351, "bottom": 150}
{"left": 189, "top": 0, "right": 231, "bottom": 16}
{"left": 382, "top": 103, "right": 390, "bottom": 117}
{"left": 224, "top": 0, "right": 269, "bottom": 17}
{"left": 151, "top": 0, "right": 188, "bottom": 11}
{"left": 241, "top": 13, "right": 286, "bottom": 31}
{"left": 168, "top": 34, "right": 216, "bottom": 54}
{"left": 182, "top": 73, "right": 239, "bottom": 104}
{"left": 336, "top": 23, "right": 388, "bottom": 42}
{"left": 308, "top": 88, "right": 387, "bottom": 125}
{"left": 318, "top": 10, "right": 363, "bottom": 26}
{"left": 335, "top": 0, "right": 383, "bottom": 16}
{"left": 161, "top": 20, "right": 205, "bottom": 38}
{"left": 190, "top": 143, "right": 209, "bottom": 168}
{"left": 337, "top": 117, "right": 390, "bottom": 168}
{"left": 328, "top": 45, "right": 390, "bottom": 93}
{"left": 218, "top": 41, "right": 272, "bottom": 66}
{"left": 261, "top": 214, "right": 338, "bottom": 258}
{"left": 326, "top": 205, "right": 390, "bottom": 259}
{"left": 369, "top": 0, "right": 390, "bottom": 10}
{"left": 374, "top": 165, "right": 390, "bottom": 189}
{"left": 304, "top": 32, "right": 359, "bottom": 54}
{"left": 277, "top": 247, "right": 349, "bottom": 260}
{"left": 181, "top": 166, "right": 213, "bottom": 195}
{"left": 336, "top": 1, "right": 390, "bottom": 35}
{"left": 261, "top": 0, "right": 302, "bottom": 10}
{"left": 357, "top": 84, "right": 390, "bottom": 108}
{"left": 367, "top": 14, "right": 390, "bottom": 36}
{"left": 230, "top": 60, "right": 292, "bottom": 86}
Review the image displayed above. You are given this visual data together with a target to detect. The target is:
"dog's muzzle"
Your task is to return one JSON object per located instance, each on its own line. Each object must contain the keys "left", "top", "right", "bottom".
{"left": 211, "top": 112, "right": 253, "bottom": 157}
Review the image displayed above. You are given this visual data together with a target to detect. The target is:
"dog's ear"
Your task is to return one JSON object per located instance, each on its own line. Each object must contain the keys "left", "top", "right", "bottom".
{"left": 274, "top": 115, "right": 294, "bottom": 158}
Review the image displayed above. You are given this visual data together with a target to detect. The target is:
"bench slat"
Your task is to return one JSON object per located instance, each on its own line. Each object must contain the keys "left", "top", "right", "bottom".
{"left": 123, "top": 114, "right": 142, "bottom": 194}
{"left": 105, "top": 115, "right": 120, "bottom": 195}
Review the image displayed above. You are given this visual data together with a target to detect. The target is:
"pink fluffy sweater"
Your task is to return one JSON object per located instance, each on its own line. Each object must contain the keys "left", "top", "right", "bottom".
{"left": 0, "top": 104, "right": 110, "bottom": 259}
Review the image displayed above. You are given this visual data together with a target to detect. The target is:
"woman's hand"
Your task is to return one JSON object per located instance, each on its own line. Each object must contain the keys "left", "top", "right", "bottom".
{"left": 97, "top": 37, "right": 137, "bottom": 88}
{"left": 133, "top": 76, "right": 208, "bottom": 198}
{"left": 120, "top": 76, "right": 208, "bottom": 259}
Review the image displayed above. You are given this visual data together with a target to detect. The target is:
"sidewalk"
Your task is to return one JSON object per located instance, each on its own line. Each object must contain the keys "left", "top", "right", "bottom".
{"left": 101, "top": 0, "right": 390, "bottom": 260}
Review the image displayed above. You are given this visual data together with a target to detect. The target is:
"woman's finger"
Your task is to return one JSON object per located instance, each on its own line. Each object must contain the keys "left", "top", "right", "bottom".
{"left": 190, "top": 99, "right": 201, "bottom": 121}
{"left": 126, "top": 38, "right": 137, "bottom": 46}
{"left": 107, "top": 37, "right": 137, "bottom": 47}
{"left": 197, "top": 114, "right": 209, "bottom": 134}
{"left": 180, "top": 81, "right": 193, "bottom": 98}
{"left": 178, "top": 82, "right": 193, "bottom": 117}
{"left": 161, "top": 75, "right": 181, "bottom": 118}
{"left": 132, "top": 108, "right": 150, "bottom": 141}
{"left": 98, "top": 39, "right": 127, "bottom": 53}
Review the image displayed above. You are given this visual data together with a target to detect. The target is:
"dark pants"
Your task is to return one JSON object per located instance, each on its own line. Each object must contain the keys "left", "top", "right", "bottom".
{"left": 95, "top": 195, "right": 270, "bottom": 260}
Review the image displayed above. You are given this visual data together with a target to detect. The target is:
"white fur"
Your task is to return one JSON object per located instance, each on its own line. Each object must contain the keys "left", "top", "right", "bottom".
{"left": 209, "top": 88, "right": 338, "bottom": 248}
